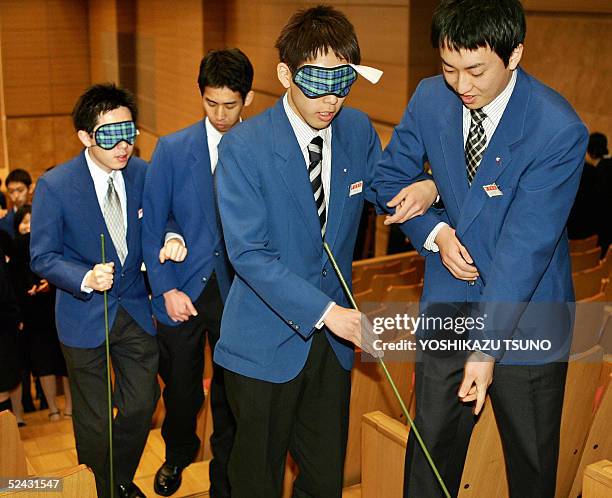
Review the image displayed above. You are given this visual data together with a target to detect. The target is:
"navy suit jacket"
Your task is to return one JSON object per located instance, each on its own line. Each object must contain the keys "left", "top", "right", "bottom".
{"left": 214, "top": 98, "right": 381, "bottom": 382}
{"left": 30, "top": 152, "right": 155, "bottom": 348}
{"left": 142, "top": 120, "right": 232, "bottom": 326}
{"left": 373, "top": 68, "right": 588, "bottom": 361}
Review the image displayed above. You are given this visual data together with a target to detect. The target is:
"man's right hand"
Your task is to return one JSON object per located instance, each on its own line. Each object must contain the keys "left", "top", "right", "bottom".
{"left": 85, "top": 262, "right": 115, "bottom": 291}
{"left": 323, "top": 305, "right": 382, "bottom": 358}
{"left": 435, "top": 226, "right": 479, "bottom": 281}
{"left": 163, "top": 288, "right": 198, "bottom": 322}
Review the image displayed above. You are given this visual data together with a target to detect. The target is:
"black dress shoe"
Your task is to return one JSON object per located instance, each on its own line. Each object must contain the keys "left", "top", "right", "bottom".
{"left": 154, "top": 462, "right": 183, "bottom": 496}
{"left": 117, "top": 482, "right": 146, "bottom": 498}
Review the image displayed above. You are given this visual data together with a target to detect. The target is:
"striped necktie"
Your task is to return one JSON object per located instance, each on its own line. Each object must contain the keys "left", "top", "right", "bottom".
{"left": 308, "top": 136, "right": 326, "bottom": 238}
{"left": 103, "top": 176, "right": 127, "bottom": 264}
{"left": 465, "top": 108, "right": 488, "bottom": 184}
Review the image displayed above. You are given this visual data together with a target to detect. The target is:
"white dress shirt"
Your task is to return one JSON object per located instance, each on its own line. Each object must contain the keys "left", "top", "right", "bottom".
{"left": 282, "top": 93, "right": 335, "bottom": 328}
{"left": 206, "top": 117, "right": 224, "bottom": 174}
{"left": 81, "top": 148, "right": 128, "bottom": 292}
{"left": 282, "top": 94, "right": 332, "bottom": 214}
{"left": 424, "top": 70, "right": 518, "bottom": 252}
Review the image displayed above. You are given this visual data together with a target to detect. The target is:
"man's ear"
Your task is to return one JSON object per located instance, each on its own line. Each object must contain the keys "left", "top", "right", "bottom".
{"left": 243, "top": 90, "right": 255, "bottom": 107}
{"left": 77, "top": 130, "right": 93, "bottom": 149}
{"left": 277, "top": 63, "right": 292, "bottom": 90}
{"left": 508, "top": 44, "right": 523, "bottom": 71}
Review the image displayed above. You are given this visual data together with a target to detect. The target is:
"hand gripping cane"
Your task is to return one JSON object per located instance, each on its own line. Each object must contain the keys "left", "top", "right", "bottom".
{"left": 323, "top": 242, "right": 450, "bottom": 498}
{"left": 101, "top": 234, "right": 115, "bottom": 498}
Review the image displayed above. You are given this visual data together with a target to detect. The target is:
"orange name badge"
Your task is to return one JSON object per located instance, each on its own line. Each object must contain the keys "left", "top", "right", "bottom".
{"left": 349, "top": 180, "right": 363, "bottom": 197}
{"left": 482, "top": 183, "right": 503, "bottom": 197}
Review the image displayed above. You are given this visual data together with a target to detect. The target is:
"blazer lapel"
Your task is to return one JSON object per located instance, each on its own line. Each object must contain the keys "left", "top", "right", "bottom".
{"left": 271, "top": 100, "right": 323, "bottom": 250}
{"left": 439, "top": 98, "right": 469, "bottom": 212}
{"left": 456, "top": 69, "right": 529, "bottom": 237}
{"left": 72, "top": 152, "right": 120, "bottom": 263}
{"left": 189, "top": 121, "right": 219, "bottom": 242}
{"left": 324, "top": 122, "right": 351, "bottom": 254}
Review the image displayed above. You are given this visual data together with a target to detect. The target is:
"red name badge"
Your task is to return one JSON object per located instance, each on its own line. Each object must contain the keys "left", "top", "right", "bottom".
{"left": 482, "top": 183, "right": 503, "bottom": 197}
{"left": 349, "top": 180, "right": 363, "bottom": 196}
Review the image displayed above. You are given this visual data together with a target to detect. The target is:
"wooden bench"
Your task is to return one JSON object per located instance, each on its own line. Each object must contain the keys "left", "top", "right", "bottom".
{"left": 583, "top": 460, "right": 612, "bottom": 498}
{"left": 0, "top": 411, "right": 96, "bottom": 498}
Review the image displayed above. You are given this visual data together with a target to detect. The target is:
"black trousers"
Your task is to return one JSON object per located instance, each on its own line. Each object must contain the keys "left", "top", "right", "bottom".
{"left": 156, "top": 274, "right": 234, "bottom": 498}
{"left": 61, "top": 307, "right": 159, "bottom": 498}
{"left": 404, "top": 351, "right": 567, "bottom": 498}
{"left": 225, "top": 330, "right": 351, "bottom": 498}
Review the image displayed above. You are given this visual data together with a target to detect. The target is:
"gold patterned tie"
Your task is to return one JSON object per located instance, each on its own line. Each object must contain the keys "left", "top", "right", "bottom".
{"left": 103, "top": 175, "right": 127, "bottom": 264}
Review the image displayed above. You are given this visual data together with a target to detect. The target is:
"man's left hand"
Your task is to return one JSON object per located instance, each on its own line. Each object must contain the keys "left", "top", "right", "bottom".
{"left": 384, "top": 179, "right": 438, "bottom": 225}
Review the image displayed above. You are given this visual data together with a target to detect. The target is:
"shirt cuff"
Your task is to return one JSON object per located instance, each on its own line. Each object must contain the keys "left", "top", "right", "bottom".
{"left": 165, "top": 232, "right": 185, "bottom": 245}
{"left": 81, "top": 271, "right": 94, "bottom": 293}
{"left": 423, "top": 222, "right": 449, "bottom": 253}
{"left": 315, "top": 301, "right": 336, "bottom": 329}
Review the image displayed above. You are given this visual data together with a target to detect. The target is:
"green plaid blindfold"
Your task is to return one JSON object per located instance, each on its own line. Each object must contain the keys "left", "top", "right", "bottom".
{"left": 293, "top": 65, "right": 358, "bottom": 99}
{"left": 94, "top": 121, "right": 138, "bottom": 150}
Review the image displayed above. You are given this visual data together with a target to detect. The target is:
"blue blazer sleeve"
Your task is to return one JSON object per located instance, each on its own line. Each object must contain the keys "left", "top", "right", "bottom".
{"left": 372, "top": 83, "right": 445, "bottom": 252}
{"left": 142, "top": 138, "right": 180, "bottom": 297}
{"left": 216, "top": 134, "right": 332, "bottom": 339}
{"left": 364, "top": 119, "right": 383, "bottom": 206}
{"left": 30, "top": 177, "right": 93, "bottom": 300}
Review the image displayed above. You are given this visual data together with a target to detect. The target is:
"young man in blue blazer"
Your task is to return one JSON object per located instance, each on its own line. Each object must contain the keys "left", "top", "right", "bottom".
{"left": 31, "top": 84, "right": 180, "bottom": 498}
{"left": 142, "top": 49, "right": 254, "bottom": 498}
{"left": 374, "top": 1, "right": 588, "bottom": 497}
{"left": 214, "top": 6, "right": 436, "bottom": 497}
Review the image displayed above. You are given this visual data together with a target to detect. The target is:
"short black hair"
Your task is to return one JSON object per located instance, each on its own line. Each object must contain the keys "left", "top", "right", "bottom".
{"left": 13, "top": 204, "right": 31, "bottom": 234}
{"left": 275, "top": 5, "right": 360, "bottom": 73}
{"left": 198, "top": 48, "right": 254, "bottom": 100}
{"left": 431, "top": 0, "right": 526, "bottom": 67}
{"left": 588, "top": 132, "right": 608, "bottom": 159}
{"left": 6, "top": 169, "right": 32, "bottom": 188}
{"left": 72, "top": 83, "right": 138, "bottom": 133}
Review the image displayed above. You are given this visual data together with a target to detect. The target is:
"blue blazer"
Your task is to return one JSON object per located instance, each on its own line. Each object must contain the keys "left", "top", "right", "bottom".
{"left": 373, "top": 69, "right": 588, "bottom": 360}
{"left": 214, "top": 98, "right": 381, "bottom": 382}
{"left": 142, "top": 120, "right": 232, "bottom": 326}
{"left": 30, "top": 152, "right": 155, "bottom": 348}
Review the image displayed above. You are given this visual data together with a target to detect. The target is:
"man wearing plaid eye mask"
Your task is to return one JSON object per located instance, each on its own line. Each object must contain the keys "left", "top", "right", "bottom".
{"left": 213, "top": 6, "right": 439, "bottom": 498}
{"left": 30, "top": 83, "right": 185, "bottom": 498}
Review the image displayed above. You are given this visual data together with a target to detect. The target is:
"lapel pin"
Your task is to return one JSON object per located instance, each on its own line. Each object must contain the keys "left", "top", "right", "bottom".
{"left": 495, "top": 157, "right": 501, "bottom": 164}
{"left": 343, "top": 168, "right": 348, "bottom": 173}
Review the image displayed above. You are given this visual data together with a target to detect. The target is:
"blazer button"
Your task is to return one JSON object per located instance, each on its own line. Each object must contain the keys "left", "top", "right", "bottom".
{"left": 202, "top": 276, "right": 207, "bottom": 283}
{"left": 322, "top": 269, "right": 327, "bottom": 277}
{"left": 294, "top": 324, "right": 300, "bottom": 330}
{"left": 468, "top": 281, "right": 475, "bottom": 286}
{"left": 214, "top": 251, "right": 220, "bottom": 257}
{"left": 117, "top": 296, "right": 122, "bottom": 301}
{"left": 288, "top": 320, "right": 294, "bottom": 325}
{"left": 121, "top": 272, "right": 125, "bottom": 278}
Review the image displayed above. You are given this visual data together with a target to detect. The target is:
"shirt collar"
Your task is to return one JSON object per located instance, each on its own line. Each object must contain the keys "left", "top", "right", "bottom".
{"left": 475, "top": 69, "right": 518, "bottom": 127}
{"left": 282, "top": 93, "right": 331, "bottom": 153}
{"left": 85, "top": 148, "right": 120, "bottom": 183}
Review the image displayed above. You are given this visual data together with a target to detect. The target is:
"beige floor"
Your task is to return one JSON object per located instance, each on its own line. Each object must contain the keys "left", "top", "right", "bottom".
{"left": 19, "top": 395, "right": 362, "bottom": 498}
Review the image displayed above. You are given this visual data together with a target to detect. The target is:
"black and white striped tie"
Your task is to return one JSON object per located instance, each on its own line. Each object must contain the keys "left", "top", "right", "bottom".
{"left": 465, "top": 108, "right": 488, "bottom": 185}
{"left": 308, "top": 136, "right": 326, "bottom": 237}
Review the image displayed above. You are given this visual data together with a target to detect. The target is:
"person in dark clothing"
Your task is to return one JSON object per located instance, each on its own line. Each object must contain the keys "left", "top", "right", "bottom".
{"left": 567, "top": 158, "right": 598, "bottom": 240}
{"left": 12, "top": 205, "right": 72, "bottom": 420}
{"left": 0, "top": 234, "right": 25, "bottom": 425}
{"left": 586, "top": 132, "right": 612, "bottom": 257}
